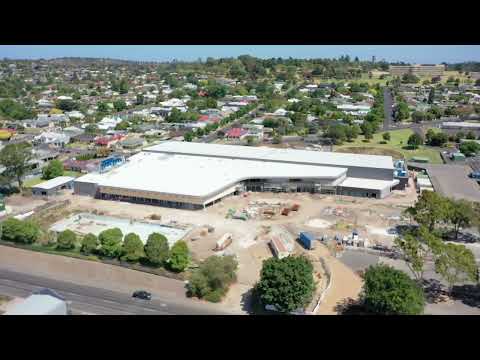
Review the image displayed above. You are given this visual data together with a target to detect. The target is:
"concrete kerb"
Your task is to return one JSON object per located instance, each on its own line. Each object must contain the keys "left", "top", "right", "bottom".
{"left": 309, "top": 257, "right": 333, "bottom": 315}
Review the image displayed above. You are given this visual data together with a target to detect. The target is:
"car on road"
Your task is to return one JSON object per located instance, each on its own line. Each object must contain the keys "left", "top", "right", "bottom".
{"left": 132, "top": 290, "right": 152, "bottom": 300}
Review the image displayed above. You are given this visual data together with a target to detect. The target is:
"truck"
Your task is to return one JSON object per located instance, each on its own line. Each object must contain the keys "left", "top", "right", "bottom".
{"left": 299, "top": 232, "right": 316, "bottom": 250}
{"left": 214, "top": 233, "right": 233, "bottom": 251}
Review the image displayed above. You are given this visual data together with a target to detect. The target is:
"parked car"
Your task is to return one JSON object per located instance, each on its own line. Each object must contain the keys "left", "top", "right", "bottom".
{"left": 132, "top": 290, "right": 152, "bottom": 300}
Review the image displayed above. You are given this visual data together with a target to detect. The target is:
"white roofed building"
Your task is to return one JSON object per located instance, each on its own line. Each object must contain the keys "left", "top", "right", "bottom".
{"left": 73, "top": 142, "right": 399, "bottom": 210}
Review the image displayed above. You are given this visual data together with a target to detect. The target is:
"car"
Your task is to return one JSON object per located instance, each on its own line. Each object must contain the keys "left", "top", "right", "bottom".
{"left": 132, "top": 290, "right": 152, "bottom": 300}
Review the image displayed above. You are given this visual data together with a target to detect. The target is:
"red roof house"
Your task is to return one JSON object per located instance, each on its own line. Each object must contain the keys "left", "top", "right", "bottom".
{"left": 226, "top": 128, "right": 248, "bottom": 139}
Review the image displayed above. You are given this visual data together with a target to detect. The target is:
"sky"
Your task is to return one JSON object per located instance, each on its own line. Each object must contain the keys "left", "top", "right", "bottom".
{"left": 0, "top": 45, "right": 479, "bottom": 64}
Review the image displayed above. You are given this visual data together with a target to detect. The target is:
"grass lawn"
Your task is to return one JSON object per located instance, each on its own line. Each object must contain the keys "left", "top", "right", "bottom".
{"left": 334, "top": 128, "right": 443, "bottom": 164}
{"left": 63, "top": 170, "right": 82, "bottom": 178}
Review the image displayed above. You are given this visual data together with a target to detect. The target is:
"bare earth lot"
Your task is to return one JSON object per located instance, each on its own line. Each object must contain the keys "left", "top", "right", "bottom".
{"left": 36, "top": 183, "right": 418, "bottom": 314}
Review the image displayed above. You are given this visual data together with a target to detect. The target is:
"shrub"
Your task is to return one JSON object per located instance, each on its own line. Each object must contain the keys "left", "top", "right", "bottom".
{"left": 98, "top": 227, "right": 123, "bottom": 258}
{"left": 56, "top": 229, "right": 77, "bottom": 250}
{"left": 81, "top": 233, "right": 99, "bottom": 254}
{"left": 41, "top": 159, "right": 64, "bottom": 180}
{"left": 121, "top": 233, "right": 144, "bottom": 262}
{"left": 187, "top": 255, "right": 238, "bottom": 302}
{"left": 362, "top": 264, "right": 425, "bottom": 315}
{"left": 168, "top": 240, "right": 190, "bottom": 272}
{"left": 1, "top": 218, "right": 40, "bottom": 244}
{"left": 144, "top": 232, "right": 169, "bottom": 266}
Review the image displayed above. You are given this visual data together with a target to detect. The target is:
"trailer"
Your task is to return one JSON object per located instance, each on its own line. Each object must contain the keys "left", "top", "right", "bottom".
{"left": 214, "top": 233, "right": 233, "bottom": 251}
{"left": 270, "top": 236, "right": 289, "bottom": 259}
{"left": 299, "top": 232, "right": 316, "bottom": 250}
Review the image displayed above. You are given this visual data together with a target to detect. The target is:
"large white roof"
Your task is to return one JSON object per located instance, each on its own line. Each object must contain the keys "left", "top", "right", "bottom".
{"left": 144, "top": 142, "right": 394, "bottom": 170}
{"left": 76, "top": 152, "right": 347, "bottom": 199}
{"left": 339, "top": 177, "right": 399, "bottom": 191}
{"left": 32, "top": 176, "right": 74, "bottom": 190}
{"left": 5, "top": 295, "right": 66, "bottom": 315}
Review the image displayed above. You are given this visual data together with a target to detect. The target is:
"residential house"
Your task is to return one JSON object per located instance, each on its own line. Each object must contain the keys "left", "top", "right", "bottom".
{"left": 33, "top": 132, "right": 70, "bottom": 148}
{"left": 95, "top": 134, "right": 125, "bottom": 148}
{"left": 226, "top": 128, "right": 248, "bottom": 140}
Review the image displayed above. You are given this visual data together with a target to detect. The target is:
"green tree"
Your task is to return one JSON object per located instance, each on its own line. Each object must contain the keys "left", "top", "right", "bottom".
{"left": 466, "top": 131, "right": 476, "bottom": 140}
{"left": 184, "top": 132, "right": 193, "bottom": 142}
{"left": 412, "top": 111, "right": 427, "bottom": 123}
{"left": 446, "top": 199, "right": 476, "bottom": 240}
{"left": 434, "top": 243, "right": 479, "bottom": 294}
{"left": 113, "top": 100, "right": 127, "bottom": 112}
{"left": 406, "top": 191, "right": 449, "bottom": 231}
{"left": 168, "top": 240, "right": 190, "bottom": 272}
{"left": 362, "top": 264, "right": 425, "bottom": 315}
{"left": 41, "top": 159, "right": 64, "bottom": 180}
{"left": 121, "top": 233, "right": 144, "bottom": 262}
{"left": 98, "top": 228, "right": 123, "bottom": 258}
{"left": 144, "top": 233, "right": 169, "bottom": 266}
{"left": 114, "top": 120, "right": 129, "bottom": 131}
{"left": 97, "top": 101, "right": 109, "bottom": 113}
{"left": 0, "top": 142, "right": 32, "bottom": 189}
{"left": 428, "top": 88, "right": 435, "bottom": 104}
{"left": 1, "top": 218, "right": 40, "bottom": 244}
{"left": 407, "top": 133, "right": 424, "bottom": 149}
{"left": 345, "top": 125, "right": 360, "bottom": 142}
{"left": 187, "top": 255, "right": 238, "bottom": 302}
{"left": 361, "top": 122, "right": 374, "bottom": 140}
{"left": 394, "top": 226, "right": 443, "bottom": 281}
{"left": 136, "top": 94, "right": 144, "bottom": 105}
{"left": 394, "top": 102, "right": 410, "bottom": 121}
{"left": 256, "top": 256, "right": 316, "bottom": 313}
{"left": 56, "top": 99, "right": 78, "bottom": 112}
{"left": 56, "top": 229, "right": 77, "bottom": 250}
{"left": 81, "top": 233, "right": 99, "bottom": 254}
{"left": 382, "top": 132, "right": 391, "bottom": 142}
{"left": 459, "top": 141, "right": 480, "bottom": 157}
{"left": 325, "top": 124, "right": 347, "bottom": 144}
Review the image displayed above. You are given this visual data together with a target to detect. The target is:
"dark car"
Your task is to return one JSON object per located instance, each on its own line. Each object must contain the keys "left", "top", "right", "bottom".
{"left": 132, "top": 290, "right": 152, "bottom": 300}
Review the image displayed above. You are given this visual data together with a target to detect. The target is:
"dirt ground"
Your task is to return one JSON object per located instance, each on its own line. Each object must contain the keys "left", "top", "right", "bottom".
{"left": 46, "top": 182, "right": 418, "bottom": 314}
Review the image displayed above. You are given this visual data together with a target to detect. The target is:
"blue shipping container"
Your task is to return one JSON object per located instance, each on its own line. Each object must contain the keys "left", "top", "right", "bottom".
{"left": 299, "top": 232, "right": 315, "bottom": 250}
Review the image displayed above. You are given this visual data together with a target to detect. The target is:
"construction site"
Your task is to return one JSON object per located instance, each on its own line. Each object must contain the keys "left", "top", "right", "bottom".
{"left": 0, "top": 173, "right": 419, "bottom": 314}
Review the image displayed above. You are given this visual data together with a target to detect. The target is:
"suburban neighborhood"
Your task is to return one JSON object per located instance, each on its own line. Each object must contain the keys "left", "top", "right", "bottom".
{"left": 1, "top": 47, "right": 480, "bottom": 316}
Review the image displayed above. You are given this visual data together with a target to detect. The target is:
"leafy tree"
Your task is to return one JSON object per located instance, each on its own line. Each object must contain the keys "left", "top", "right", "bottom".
{"left": 428, "top": 88, "right": 435, "bottom": 104}
{"left": 272, "top": 134, "right": 282, "bottom": 144}
{"left": 41, "top": 159, "right": 64, "bottom": 180}
{"left": 0, "top": 99, "right": 35, "bottom": 120}
{"left": 98, "top": 228, "right": 123, "bottom": 258}
{"left": 168, "top": 240, "right": 190, "bottom": 272}
{"left": 407, "top": 133, "right": 424, "bottom": 149}
{"left": 56, "top": 229, "right": 77, "bottom": 250}
{"left": 144, "top": 232, "right": 169, "bottom": 266}
{"left": 256, "top": 256, "right": 316, "bottom": 313}
{"left": 1, "top": 218, "right": 40, "bottom": 244}
{"left": 81, "top": 233, "right": 99, "bottom": 254}
{"left": 459, "top": 141, "right": 480, "bottom": 157}
{"left": 344, "top": 125, "right": 360, "bottom": 142}
{"left": 402, "top": 73, "right": 420, "bottom": 84}
{"left": 466, "top": 131, "right": 476, "bottom": 140}
{"left": 121, "top": 233, "right": 144, "bottom": 262}
{"left": 362, "top": 264, "right": 425, "bottom": 315}
{"left": 394, "top": 226, "right": 443, "bottom": 281}
{"left": 113, "top": 100, "right": 127, "bottom": 112}
{"left": 187, "top": 255, "right": 237, "bottom": 302}
{"left": 361, "top": 122, "right": 374, "bottom": 140}
{"left": 97, "top": 101, "right": 109, "bottom": 113}
{"left": 115, "top": 120, "right": 129, "bottom": 131}
{"left": 0, "top": 142, "right": 32, "bottom": 189}
{"left": 324, "top": 124, "right": 347, "bottom": 144}
{"left": 56, "top": 99, "right": 78, "bottom": 112}
{"left": 406, "top": 191, "right": 449, "bottom": 231}
{"left": 394, "top": 102, "right": 410, "bottom": 121}
{"left": 84, "top": 124, "right": 98, "bottom": 135}
{"left": 434, "top": 243, "right": 478, "bottom": 294}
{"left": 184, "top": 132, "right": 193, "bottom": 142}
{"left": 382, "top": 132, "right": 391, "bottom": 142}
{"left": 446, "top": 199, "right": 476, "bottom": 239}
{"left": 136, "top": 94, "right": 144, "bottom": 105}
{"left": 411, "top": 111, "right": 427, "bottom": 123}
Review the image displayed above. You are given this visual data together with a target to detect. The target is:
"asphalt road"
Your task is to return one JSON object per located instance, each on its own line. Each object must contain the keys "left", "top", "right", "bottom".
{"left": 383, "top": 87, "right": 394, "bottom": 131}
{"left": 0, "top": 269, "right": 231, "bottom": 315}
